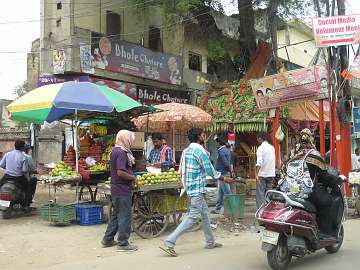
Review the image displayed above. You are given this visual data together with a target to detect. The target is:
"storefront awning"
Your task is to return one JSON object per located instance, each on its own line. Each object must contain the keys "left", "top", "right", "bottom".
{"left": 288, "top": 101, "right": 329, "bottom": 122}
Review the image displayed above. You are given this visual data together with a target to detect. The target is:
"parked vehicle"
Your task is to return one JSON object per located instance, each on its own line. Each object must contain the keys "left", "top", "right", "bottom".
{"left": 256, "top": 177, "right": 346, "bottom": 270}
{"left": 0, "top": 178, "right": 31, "bottom": 219}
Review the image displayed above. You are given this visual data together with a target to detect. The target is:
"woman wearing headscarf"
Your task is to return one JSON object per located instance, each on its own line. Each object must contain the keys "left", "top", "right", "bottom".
{"left": 280, "top": 128, "right": 342, "bottom": 238}
{"left": 101, "top": 130, "right": 138, "bottom": 252}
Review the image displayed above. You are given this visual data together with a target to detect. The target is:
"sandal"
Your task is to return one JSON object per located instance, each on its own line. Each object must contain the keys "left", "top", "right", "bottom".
{"left": 159, "top": 246, "right": 178, "bottom": 257}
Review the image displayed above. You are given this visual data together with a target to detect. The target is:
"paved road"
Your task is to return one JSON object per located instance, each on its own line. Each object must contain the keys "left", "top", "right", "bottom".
{"left": 46, "top": 219, "right": 360, "bottom": 270}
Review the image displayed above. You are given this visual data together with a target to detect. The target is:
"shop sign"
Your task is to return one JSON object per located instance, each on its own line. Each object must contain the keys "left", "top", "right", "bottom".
{"left": 80, "top": 44, "right": 95, "bottom": 74}
{"left": 250, "top": 65, "right": 329, "bottom": 111}
{"left": 353, "top": 107, "right": 360, "bottom": 133}
{"left": 313, "top": 15, "right": 360, "bottom": 47}
{"left": 91, "top": 35, "right": 183, "bottom": 85}
{"left": 52, "top": 49, "right": 66, "bottom": 74}
{"left": 37, "top": 75, "right": 89, "bottom": 87}
{"left": 89, "top": 77, "right": 137, "bottom": 100}
{"left": 137, "top": 86, "right": 190, "bottom": 105}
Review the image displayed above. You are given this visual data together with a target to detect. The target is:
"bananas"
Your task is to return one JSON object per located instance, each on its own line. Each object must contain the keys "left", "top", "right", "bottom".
{"left": 90, "top": 124, "right": 107, "bottom": 136}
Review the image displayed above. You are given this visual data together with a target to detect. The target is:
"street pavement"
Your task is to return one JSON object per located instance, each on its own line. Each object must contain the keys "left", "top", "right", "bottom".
{"left": 44, "top": 219, "right": 360, "bottom": 270}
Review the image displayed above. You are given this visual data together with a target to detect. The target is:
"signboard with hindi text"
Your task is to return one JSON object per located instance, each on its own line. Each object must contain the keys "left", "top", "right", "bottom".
{"left": 250, "top": 65, "right": 329, "bottom": 110}
{"left": 313, "top": 15, "right": 360, "bottom": 47}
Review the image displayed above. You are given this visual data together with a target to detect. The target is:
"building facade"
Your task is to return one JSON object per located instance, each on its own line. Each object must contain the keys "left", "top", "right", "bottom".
{"left": 33, "top": 0, "right": 242, "bottom": 104}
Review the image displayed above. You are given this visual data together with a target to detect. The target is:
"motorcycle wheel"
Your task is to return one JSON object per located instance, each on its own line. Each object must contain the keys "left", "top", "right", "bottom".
{"left": 267, "top": 236, "right": 291, "bottom": 270}
{"left": 325, "top": 224, "right": 344, "bottom": 254}
{"left": 2, "top": 207, "right": 12, "bottom": 219}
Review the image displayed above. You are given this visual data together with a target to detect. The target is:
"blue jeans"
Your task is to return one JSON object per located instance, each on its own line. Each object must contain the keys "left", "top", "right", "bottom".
{"left": 103, "top": 194, "right": 132, "bottom": 246}
{"left": 215, "top": 179, "right": 231, "bottom": 213}
{"left": 165, "top": 194, "right": 215, "bottom": 248}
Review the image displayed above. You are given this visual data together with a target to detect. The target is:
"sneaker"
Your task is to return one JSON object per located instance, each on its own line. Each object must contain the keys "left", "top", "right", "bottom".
{"left": 117, "top": 244, "right": 138, "bottom": 252}
{"left": 159, "top": 246, "right": 178, "bottom": 257}
{"left": 101, "top": 239, "right": 117, "bottom": 248}
{"left": 211, "top": 210, "right": 220, "bottom": 214}
{"left": 205, "top": 242, "right": 223, "bottom": 249}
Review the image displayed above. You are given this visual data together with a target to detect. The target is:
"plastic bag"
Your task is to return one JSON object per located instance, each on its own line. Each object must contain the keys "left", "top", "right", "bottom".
{"left": 85, "top": 157, "right": 97, "bottom": 167}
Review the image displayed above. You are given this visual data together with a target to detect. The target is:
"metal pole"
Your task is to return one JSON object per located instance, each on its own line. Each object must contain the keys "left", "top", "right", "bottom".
{"left": 337, "top": 0, "right": 352, "bottom": 196}
{"left": 74, "top": 110, "right": 79, "bottom": 203}
{"left": 319, "top": 100, "right": 326, "bottom": 158}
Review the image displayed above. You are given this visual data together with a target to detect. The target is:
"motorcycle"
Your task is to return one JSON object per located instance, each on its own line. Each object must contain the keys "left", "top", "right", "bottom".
{"left": 255, "top": 177, "right": 346, "bottom": 270}
{"left": 0, "top": 178, "right": 31, "bottom": 219}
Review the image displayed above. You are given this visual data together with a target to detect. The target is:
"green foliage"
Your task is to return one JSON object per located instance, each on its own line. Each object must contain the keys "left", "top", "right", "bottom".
{"left": 207, "top": 40, "right": 226, "bottom": 64}
{"left": 256, "top": 0, "right": 325, "bottom": 19}
{"left": 128, "top": 0, "right": 223, "bottom": 17}
{"left": 13, "top": 81, "right": 29, "bottom": 98}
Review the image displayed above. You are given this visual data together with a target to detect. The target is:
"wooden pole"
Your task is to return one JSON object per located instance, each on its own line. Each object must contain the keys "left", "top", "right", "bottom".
{"left": 319, "top": 100, "right": 326, "bottom": 158}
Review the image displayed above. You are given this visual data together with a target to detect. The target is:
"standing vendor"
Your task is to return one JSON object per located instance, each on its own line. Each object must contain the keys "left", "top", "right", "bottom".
{"left": 147, "top": 133, "right": 174, "bottom": 171}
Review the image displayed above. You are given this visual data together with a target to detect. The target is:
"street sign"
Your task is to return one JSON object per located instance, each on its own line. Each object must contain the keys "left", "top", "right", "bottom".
{"left": 352, "top": 107, "right": 360, "bottom": 133}
{"left": 313, "top": 15, "right": 360, "bottom": 47}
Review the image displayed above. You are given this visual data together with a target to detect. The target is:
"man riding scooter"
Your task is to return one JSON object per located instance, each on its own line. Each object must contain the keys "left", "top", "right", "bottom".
{"left": 0, "top": 140, "right": 32, "bottom": 211}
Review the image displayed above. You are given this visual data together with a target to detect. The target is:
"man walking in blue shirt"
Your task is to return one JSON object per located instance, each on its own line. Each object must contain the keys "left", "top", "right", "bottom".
{"left": 160, "top": 128, "right": 234, "bottom": 257}
{"left": 212, "top": 138, "right": 233, "bottom": 214}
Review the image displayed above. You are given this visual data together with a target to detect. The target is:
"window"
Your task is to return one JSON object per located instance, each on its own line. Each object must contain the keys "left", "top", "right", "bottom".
{"left": 56, "top": 18, "right": 61, "bottom": 27}
{"left": 106, "top": 11, "right": 121, "bottom": 36}
{"left": 189, "top": 52, "right": 202, "bottom": 71}
{"left": 57, "top": 2, "right": 62, "bottom": 10}
{"left": 148, "top": 26, "right": 162, "bottom": 51}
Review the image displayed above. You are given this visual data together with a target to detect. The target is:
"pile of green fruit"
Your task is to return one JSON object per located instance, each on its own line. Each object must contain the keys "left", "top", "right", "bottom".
{"left": 49, "top": 161, "right": 80, "bottom": 177}
{"left": 136, "top": 168, "right": 180, "bottom": 186}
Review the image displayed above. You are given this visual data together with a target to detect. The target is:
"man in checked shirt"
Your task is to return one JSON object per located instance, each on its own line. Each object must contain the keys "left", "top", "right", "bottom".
{"left": 147, "top": 133, "right": 174, "bottom": 171}
{"left": 160, "top": 128, "right": 234, "bottom": 257}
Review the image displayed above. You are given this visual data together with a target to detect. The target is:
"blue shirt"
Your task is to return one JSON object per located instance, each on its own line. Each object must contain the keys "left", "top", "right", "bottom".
{"left": 0, "top": 150, "right": 28, "bottom": 177}
{"left": 182, "top": 143, "right": 221, "bottom": 197}
{"left": 147, "top": 146, "right": 174, "bottom": 170}
{"left": 215, "top": 146, "right": 232, "bottom": 175}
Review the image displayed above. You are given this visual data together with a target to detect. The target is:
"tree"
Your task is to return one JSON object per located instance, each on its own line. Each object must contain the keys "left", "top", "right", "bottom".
{"left": 236, "top": 0, "right": 325, "bottom": 73}
{"left": 13, "top": 81, "right": 29, "bottom": 98}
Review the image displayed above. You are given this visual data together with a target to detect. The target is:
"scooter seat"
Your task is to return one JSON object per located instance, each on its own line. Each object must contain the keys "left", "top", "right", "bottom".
{"left": 289, "top": 196, "right": 317, "bottom": 213}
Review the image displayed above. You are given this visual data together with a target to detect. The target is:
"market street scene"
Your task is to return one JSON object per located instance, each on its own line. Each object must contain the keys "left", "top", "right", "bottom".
{"left": 1, "top": 1, "right": 360, "bottom": 270}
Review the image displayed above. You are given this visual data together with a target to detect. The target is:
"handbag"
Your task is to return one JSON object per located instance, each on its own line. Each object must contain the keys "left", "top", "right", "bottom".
{"left": 280, "top": 150, "right": 315, "bottom": 198}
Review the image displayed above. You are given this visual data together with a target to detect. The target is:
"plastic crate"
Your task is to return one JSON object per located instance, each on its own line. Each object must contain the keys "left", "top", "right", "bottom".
{"left": 150, "top": 195, "right": 188, "bottom": 214}
{"left": 75, "top": 204, "right": 103, "bottom": 225}
{"left": 40, "top": 203, "right": 76, "bottom": 225}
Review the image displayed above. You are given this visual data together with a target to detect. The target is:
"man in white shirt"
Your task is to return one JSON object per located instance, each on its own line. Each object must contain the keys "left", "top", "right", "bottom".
{"left": 351, "top": 148, "right": 360, "bottom": 171}
{"left": 255, "top": 132, "right": 276, "bottom": 209}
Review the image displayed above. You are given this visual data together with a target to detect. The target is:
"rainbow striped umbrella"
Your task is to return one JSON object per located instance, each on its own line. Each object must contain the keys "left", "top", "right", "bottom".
{"left": 7, "top": 82, "right": 142, "bottom": 123}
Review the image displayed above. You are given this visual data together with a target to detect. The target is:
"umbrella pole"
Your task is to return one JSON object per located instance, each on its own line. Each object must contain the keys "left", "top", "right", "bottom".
{"left": 172, "top": 127, "right": 175, "bottom": 161}
{"left": 74, "top": 110, "right": 79, "bottom": 203}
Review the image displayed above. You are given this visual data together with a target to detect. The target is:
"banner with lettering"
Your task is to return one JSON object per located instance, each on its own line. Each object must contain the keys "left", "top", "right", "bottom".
{"left": 250, "top": 65, "right": 329, "bottom": 110}
{"left": 91, "top": 34, "right": 183, "bottom": 85}
{"left": 313, "top": 15, "right": 360, "bottom": 47}
{"left": 137, "top": 86, "right": 190, "bottom": 105}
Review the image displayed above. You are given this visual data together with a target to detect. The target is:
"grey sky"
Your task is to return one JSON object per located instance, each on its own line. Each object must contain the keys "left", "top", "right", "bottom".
{"left": 0, "top": 0, "right": 359, "bottom": 100}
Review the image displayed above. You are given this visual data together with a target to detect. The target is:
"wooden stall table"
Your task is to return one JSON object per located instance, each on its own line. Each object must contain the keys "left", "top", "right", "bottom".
{"left": 39, "top": 175, "right": 82, "bottom": 203}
